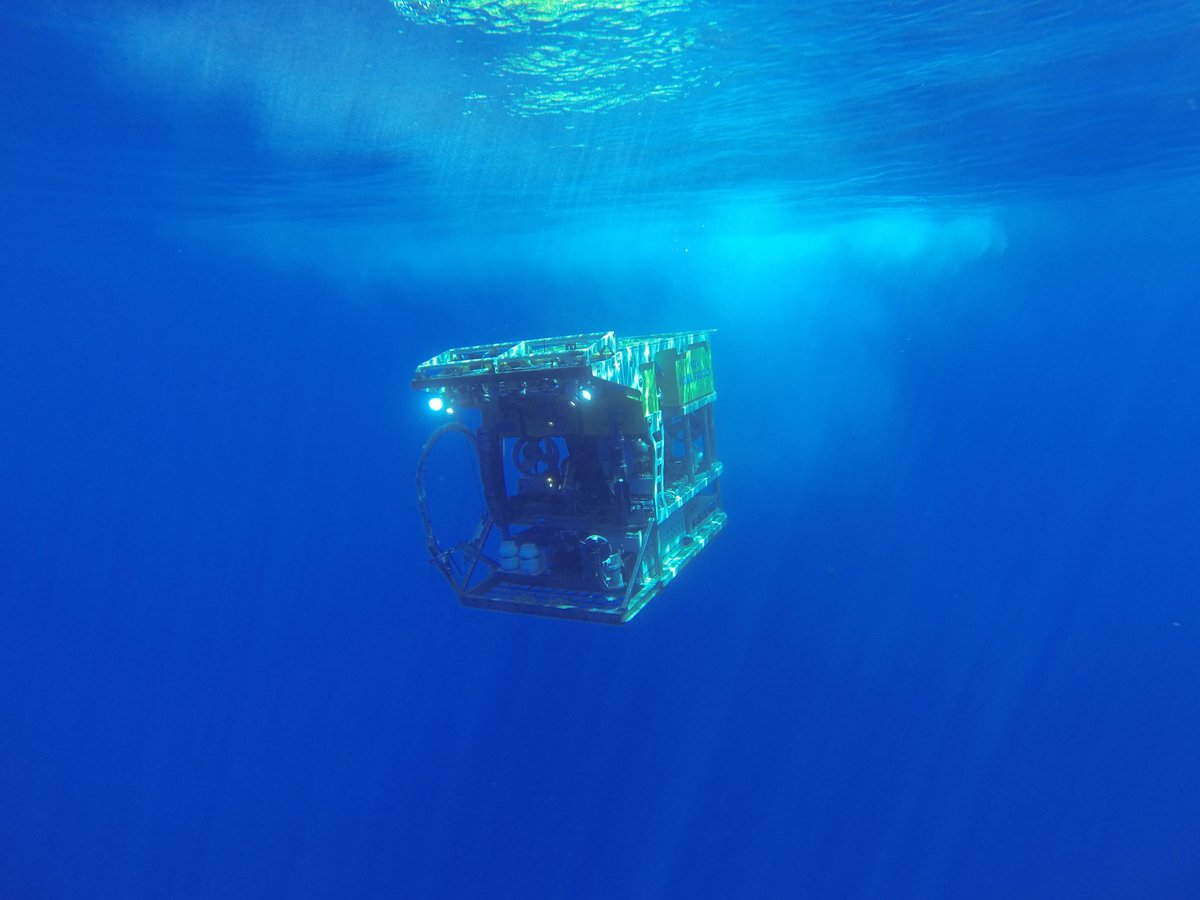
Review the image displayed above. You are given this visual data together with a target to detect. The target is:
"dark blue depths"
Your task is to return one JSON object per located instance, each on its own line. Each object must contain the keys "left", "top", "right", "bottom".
{"left": 2, "top": 3, "right": 1199, "bottom": 899}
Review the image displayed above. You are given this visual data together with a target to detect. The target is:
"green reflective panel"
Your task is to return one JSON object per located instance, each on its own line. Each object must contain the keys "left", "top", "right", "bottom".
{"left": 676, "top": 343, "right": 713, "bottom": 406}
{"left": 641, "top": 364, "right": 659, "bottom": 418}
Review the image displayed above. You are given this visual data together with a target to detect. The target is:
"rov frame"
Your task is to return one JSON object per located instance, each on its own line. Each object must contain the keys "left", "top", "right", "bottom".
{"left": 413, "top": 330, "right": 725, "bottom": 624}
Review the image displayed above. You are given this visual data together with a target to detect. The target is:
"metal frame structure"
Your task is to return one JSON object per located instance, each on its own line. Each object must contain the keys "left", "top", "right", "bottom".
{"left": 413, "top": 330, "right": 725, "bottom": 623}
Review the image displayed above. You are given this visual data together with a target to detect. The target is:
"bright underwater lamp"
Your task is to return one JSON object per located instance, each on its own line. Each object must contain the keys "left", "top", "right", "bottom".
{"left": 579, "top": 386, "right": 594, "bottom": 402}
{"left": 427, "top": 392, "right": 456, "bottom": 415}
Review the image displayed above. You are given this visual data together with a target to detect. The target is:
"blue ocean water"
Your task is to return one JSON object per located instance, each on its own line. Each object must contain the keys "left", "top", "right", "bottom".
{"left": 2, "top": 1, "right": 1199, "bottom": 897}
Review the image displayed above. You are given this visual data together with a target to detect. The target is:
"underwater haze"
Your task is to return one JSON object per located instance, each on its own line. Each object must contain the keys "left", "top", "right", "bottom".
{"left": 2, "top": 1, "right": 1199, "bottom": 898}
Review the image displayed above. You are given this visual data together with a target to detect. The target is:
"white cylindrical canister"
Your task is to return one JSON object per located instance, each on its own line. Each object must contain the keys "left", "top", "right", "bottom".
{"left": 519, "top": 542, "right": 542, "bottom": 575}
{"left": 499, "top": 540, "right": 519, "bottom": 572}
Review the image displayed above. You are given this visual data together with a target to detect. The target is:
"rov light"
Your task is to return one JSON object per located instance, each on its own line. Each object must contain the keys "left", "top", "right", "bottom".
{"left": 428, "top": 396, "right": 445, "bottom": 412}
{"left": 579, "top": 386, "right": 593, "bottom": 402}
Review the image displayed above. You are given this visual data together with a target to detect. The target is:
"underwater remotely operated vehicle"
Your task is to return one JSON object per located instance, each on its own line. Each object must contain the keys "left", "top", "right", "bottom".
{"left": 412, "top": 330, "right": 725, "bottom": 623}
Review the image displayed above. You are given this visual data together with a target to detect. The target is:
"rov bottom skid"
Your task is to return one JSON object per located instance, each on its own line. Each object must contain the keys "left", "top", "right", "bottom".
{"left": 413, "top": 330, "right": 725, "bottom": 624}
